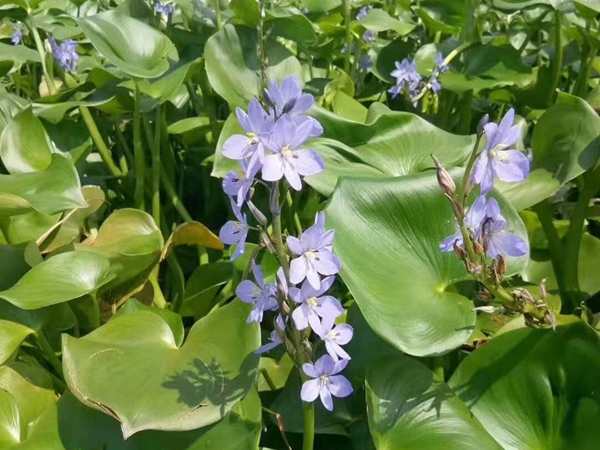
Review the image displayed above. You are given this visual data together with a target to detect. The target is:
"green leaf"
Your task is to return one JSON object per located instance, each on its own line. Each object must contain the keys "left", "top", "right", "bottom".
{"left": 56, "top": 387, "right": 262, "bottom": 450}
{"left": 77, "top": 11, "right": 175, "bottom": 79}
{"left": 449, "top": 321, "right": 600, "bottom": 449}
{"left": 76, "top": 209, "right": 164, "bottom": 302}
{"left": 0, "top": 251, "right": 113, "bottom": 310}
{"left": 204, "top": 24, "right": 303, "bottom": 109}
{"left": 0, "top": 320, "right": 32, "bottom": 365}
{"left": 0, "top": 243, "right": 35, "bottom": 290}
{"left": 265, "top": 8, "right": 318, "bottom": 45}
{"left": 325, "top": 171, "right": 528, "bottom": 356}
{"left": 0, "top": 154, "right": 87, "bottom": 217}
{"left": 162, "top": 221, "right": 224, "bottom": 260}
{"left": 498, "top": 93, "right": 600, "bottom": 210}
{"left": 62, "top": 300, "right": 260, "bottom": 438}
{"left": 366, "top": 354, "right": 503, "bottom": 450}
{"left": 416, "top": 0, "right": 467, "bottom": 34}
{"left": 0, "top": 42, "right": 40, "bottom": 76}
{"left": 331, "top": 91, "right": 368, "bottom": 123}
{"left": 117, "top": 299, "right": 185, "bottom": 347}
{"left": 356, "top": 9, "right": 415, "bottom": 35}
{"left": 298, "top": 0, "right": 341, "bottom": 12}
{"left": 181, "top": 262, "right": 233, "bottom": 318}
{"left": 0, "top": 108, "right": 53, "bottom": 174}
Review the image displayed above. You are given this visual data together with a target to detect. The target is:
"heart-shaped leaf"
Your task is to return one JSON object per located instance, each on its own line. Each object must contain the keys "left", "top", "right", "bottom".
{"left": 448, "top": 321, "right": 600, "bottom": 449}
{"left": 325, "top": 172, "right": 528, "bottom": 356}
{"left": 0, "top": 108, "right": 53, "bottom": 174}
{"left": 62, "top": 300, "right": 260, "bottom": 438}
{"left": 366, "top": 354, "right": 503, "bottom": 450}
{"left": 117, "top": 299, "right": 185, "bottom": 347}
{"left": 77, "top": 11, "right": 175, "bottom": 79}
{"left": 0, "top": 155, "right": 87, "bottom": 217}
{"left": 162, "top": 221, "right": 224, "bottom": 261}
{"left": 204, "top": 24, "right": 303, "bottom": 108}
{"left": 357, "top": 9, "right": 415, "bottom": 35}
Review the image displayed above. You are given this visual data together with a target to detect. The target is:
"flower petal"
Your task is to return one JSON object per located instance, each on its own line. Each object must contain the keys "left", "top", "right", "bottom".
{"left": 302, "top": 363, "right": 319, "bottom": 379}
{"left": 236, "top": 280, "right": 258, "bottom": 303}
{"left": 222, "top": 135, "right": 254, "bottom": 160}
{"left": 290, "top": 256, "right": 308, "bottom": 285}
{"left": 319, "top": 387, "right": 334, "bottom": 411}
{"left": 289, "top": 149, "right": 325, "bottom": 176}
{"left": 332, "top": 324, "right": 354, "bottom": 345}
{"left": 292, "top": 304, "right": 309, "bottom": 330}
{"left": 493, "top": 150, "right": 529, "bottom": 183}
{"left": 301, "top": 378, "right": 321, "bottom": 403}
{"left": 311, "top": 251, "right": 341, "bottom": 276}
{"left": 487, "top": 232, "right": 528, "bottom": 259}
{"left": 219, "top": 221, "right": 244, "bottom": 245}
{"left": 314, "top": 354, "right": 335, "bottom": 376}
{"left": 284, "top": 165, "right": 303, "bottom": 191}
{"left": 328, "top": 375, "right": 353, "bottom": 398}
{"left": 262, "top": 154, "right": 284, "bottom": 182}
{"left": 287, "top": 236, "right": 304, "bottom": 255}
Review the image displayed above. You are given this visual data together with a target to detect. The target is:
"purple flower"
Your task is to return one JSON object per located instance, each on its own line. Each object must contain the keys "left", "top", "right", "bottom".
{"left": 219, "top": 198, "right": 249, "bottom": 260}
{"left": 341, "top": 42, "right": 356, "bottom": 55}
{"left": 358, "top": 54, "right": 372, "bottom": 72}
{"left": 236, "top": 262, "right": 278, "bottom": 323}
{"left": 472, "top": 109, "right": 529, "bottom": 194}
{"left": 287, "top": 212, "right": 340, "bottom": 289}
{"left": 363, "top": 30, "right": 375, "bottom": 44}
{"left": 290, "top": 276, "right": 344, "bottom": 335}
{"left": 48, "top": 37, "right": 78, "bottom": 72}
{"left": 482, "top": 198, "right": 528, "bottom": 259}
{"left": 356, "top": 6, "right": 371, "bottom": 20}
{"left": 435, "top": 52, "right": 449, "bottom": 73}
{"left": 430, "top": 74, "right": 441, "bottom": 94}
{"left": 319, "top": 317, "right": 353, "bottom": 361}
{"left": 389, "top": 58, "right": 422, "bottom": 99}
{"left": 155, "top": 2, "right": 174, "bottom": 14}
{"left": 261, "top": 116, "right": 324, "bottom": 191}
{"left": 255, "top": 314, "right": 286, "bottom": 354}
{"left": 11, "top": 29, "right": 21, "bottom": 46}
{"left": 223, "top": 160, "right": 258, "bottom": 207}
{"left": 222, "top": 99, "right": 274, "bottom": 175}
{"left": 440, "top": 195, "right": 487, "bottom": 252}
{"left": 301, "top": 355, "right": 353, "bottom": 411}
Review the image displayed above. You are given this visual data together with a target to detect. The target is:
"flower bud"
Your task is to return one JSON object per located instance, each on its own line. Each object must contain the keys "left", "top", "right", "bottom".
{"left": 473, "top": 239, "right": 484, "bottom": 255}
{"left": 431, "top": 155, "right": 456, "bottom": 197}
{"left": 453, "top": 242, "right": 465, "bottom": 260}
{"left": 281, "top": 300, "right": 291, "bottom": 315}
{"left": 248, "top": 201, "right": 268, "bottom": 227}
{"left": 477, "top": 114, "right": 490, "bottom": 134}
{"left": 473, "top": 305, "right": 499, "bottom": 314}
{"left": 269, "top": 186, "right": 280, "bottom": 215}
{"left": 282, "top": 97, "right": 297, "bottom": 114}
{"left": 539, "top": 278, "right": 547, "bottom": 300}
{"left": 496, "top": 255, "right": 506, "bottom": 276}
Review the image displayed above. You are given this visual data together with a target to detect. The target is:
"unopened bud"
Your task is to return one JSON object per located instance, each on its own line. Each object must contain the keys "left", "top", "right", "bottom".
{"left": 477, "top": 114, "right": 490, "bottom": 134}
{"left": 431, "top": 155, "right": 456, "bottom": 197}
{"left": 473, "top": 305, "right": 499, "bottom": 314}
{"left": 264, "top": 89, "right": 275, "bottom": 108}
{"left": 473, "top": 239, "right": 484, "bottom": 255}
{"left": 453, "top": 242, "right": 466, "bottom": 260}
{"left": 280, "top": 301, "right": 291, "bottom": 315}
{"left": 282, "top": 98, "right": 296, "bottom": 114}
{"left": 261, "top": 232, "right": 276, "bottom": 254}
{"left": 248, "top": 201, "right": 268, "bottom": 227}
{"left": 269, "top": 186, "right": 280, "bottom": 215}
{"left": 496, "top": 255, "right": 506, "bottom": 276}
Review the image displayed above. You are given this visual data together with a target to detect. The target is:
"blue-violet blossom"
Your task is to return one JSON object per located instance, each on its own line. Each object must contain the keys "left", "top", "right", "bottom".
{"left": 389, "top": 58, "right": 422, "bottom": 99}
{"left": 219, "top": 198, "right": 249, "bottom": 260}
{"left": 11, "top": 29, "right": 21, "bottom": 46}
{"left": 290, "top": 276, "right": 344, "bottom": 336}
{"left": 155, "top": 2, "right": 174, "bottom": 14}
{"left": 356, "top": 6, "right": 371, "bottom": 20}
{"left": 482, "top": 197, "right": 528, "bottom": 259}
{"left": 301, "top": 355, "right": 353, "bottom": 411}
{"left": 320, "top": 316, "right": 353, "bottom": 361}
{"left": 236, "top": 262, "right": 278, "bottom": 323}
{"left": 440, "top": 195, "right": 487, "bottom": 252}
{"left": 48, "top": 38, "right": 78, "bottom": 71}
{"left": 363, "top": 30, "right": 375, "bottom": 44}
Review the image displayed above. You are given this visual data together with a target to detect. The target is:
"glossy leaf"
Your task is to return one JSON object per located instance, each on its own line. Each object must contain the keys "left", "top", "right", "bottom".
{"left": 117, "top": 299, "right": 185, "bottom": 347}
{"left": 0, "top": 155, "right": 87, "bottom": 217}
{"left": 0, "top": 320, "right": 32, "bottom": 365}
{"left": 0, "top": 251, "right": 113, "bottom": 310}
{"left": 62, "top": 300, "right": 260, "bottom": 437}
{"left": 357, "top": 9, "right": 415, "bottom": 35}
{"left": 77, "top": 11, "right": 175, "bottom": 79}
{"left": 181, "top": 262, "right": 232, "bottom": 317}
{"left": 325, "top": 172, "right": 528, "bottom": 356}
{"left": 0, "top": 108, "right": 53, "bottom": 174}
{"left": 366, "top": 354, "right": 503, "bottom": 450}
{"left": 162, "top": 221, "right": 224, "bottom": 260}
{"left": 204, "top": 25, "right": 303, "bottom": 108}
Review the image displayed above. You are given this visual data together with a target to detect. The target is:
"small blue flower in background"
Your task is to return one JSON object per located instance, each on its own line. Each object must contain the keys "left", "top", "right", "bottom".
{"left": 11, "top": 29, "right": 21, "bottom": 46}
{"left": 155, "top": 2, "right": 174, "bottom": 14}
{"left": 435, "top": 52, "right": 449, "bottom": 73}
{"left": 289, "top": 276, "right": 344, "bottom": 336}
{"left": 356, "top": 6, "right": 371, "bottom": 20}
{"left": 341, "top": 42, "right": 357, "bottom": 55}
{"left": 389, "top": 58, "right": 422, "bottom": 99}
{"left": 363, "top": 30, "right": 375, "bottom": 44}
{"left": 287, "top": 212, "right": 341, "bottom": 289}
{"left": 358, "top": 54, "right": 372, "bottom": 72}
{"left": 472, "top": 108, "right": 529, "bottom": 194}
{"left": 430, "top": 74, "right": 441, "bottom": 94}
{"left": 236, "top": 262, "right": 279, "bottom": 323}
{"left": 48, "top": 37, "right": 78, "bottom": 71}
{"left": 301, "top": 355, "right": 353, "bottom": 411}
{"left": 223, "top": 160, "right": 258, "bottom": 208}
{"left": 219, "top": 198, "right": 249, "bottom": 260}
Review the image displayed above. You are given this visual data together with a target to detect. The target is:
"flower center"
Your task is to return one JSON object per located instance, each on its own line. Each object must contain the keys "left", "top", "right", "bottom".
{"left": 326, "top": 330, "right": 339, "bottom": 340}
{"left": 282, "top": 145, "right": 292, "bottom": 157}
{"left": 305, "top": 251, "right": 315, "bottom": 259}
{"left": 319, "top": 374, "right": 329, "bottom": 385}
{"left": 247, "top": 132, "right": 258, "bottom": 145}
{"left": 307, "top": 297, "right": 318, "bottom": 306}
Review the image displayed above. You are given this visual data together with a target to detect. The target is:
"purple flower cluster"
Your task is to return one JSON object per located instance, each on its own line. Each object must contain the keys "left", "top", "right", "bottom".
{"left": 155, "top": 2, "right": 174, "bottom": 14}
{"left": 48, "top": 37, "right": 78, "bottom": 72}
{"left": 440, "top": 109, "right": 530, "bottom": 259}
{"left": 220, "top": 85, "right": 353, "bottom": 410}
{"left": 356, "top": 6, "right": 371, "bottom": 20}
{"left": 389, "top": 52, "right": 449, "bottom": 100}
{"left": 363, "top": 30, "right": 375, "bottom": 44}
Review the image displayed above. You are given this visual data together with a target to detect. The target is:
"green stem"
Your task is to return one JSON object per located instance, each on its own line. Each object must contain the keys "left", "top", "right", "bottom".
{"left": 149, "top": 267, "right": 167, "bottom": 308}
{"left": 29, "top": 18, "right": 57, "bottom": 95}
{"left": 456, "top": 133, "right": 482, "bottom": 208}
{"left": 342, "top": 0, "right": 352, "bottom": 74}
{"left": 533, "top": 199, "right": 566, "bottom": 298}
{"left": 113, "top": 118, "right": 135, "bottom": 167}
{"left": 272, "top": 185, "right": 290, "bottom": 276}
{"left": 563, "top": 166, "right": 600, "bottom": 308}
{"left": 160, "top": 166, "right": 193, "bottom": 222}
{"left": 548, "top": 10, "right": 563, "bottom": 106}
{"left": 133, "top": 82, "right": 146, "bottom": 210}
{"left": 36, "top": 331, "right": 63, "bottom": 378}
{"left": 151, "top": 109, "right": 162, "bottom": 226}
{"left": 186, "top": 80, "right": 202, "bottom": 116}
{"left": 214, "top": 0, "right": 222, "bottom": 29}
{"left": 574, "top": 37, "right": 597, "bottom": 98}
{"left": 91, "top": 295, "right": 101, "bottom": 330}
{"left": 198, "top": 59, "right": 220, "bottom": 144}
{"left": 302, "top": 402, "right": 315, "bottom": 450}
{"left": 80, "top": 106, "right": 123, "bottom": 177}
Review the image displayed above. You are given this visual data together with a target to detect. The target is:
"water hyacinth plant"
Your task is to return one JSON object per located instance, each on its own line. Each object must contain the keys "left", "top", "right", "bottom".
{"left": 0, "top": 0, "right": 600, "bottom": 449}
